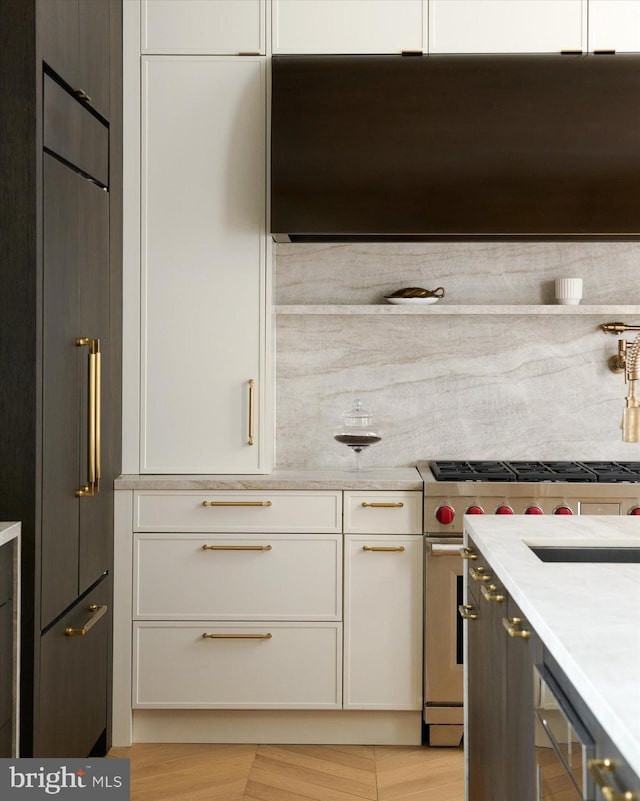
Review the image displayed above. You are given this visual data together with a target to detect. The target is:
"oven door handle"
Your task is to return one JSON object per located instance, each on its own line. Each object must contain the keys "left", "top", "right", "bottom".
{"left": 428, "top": 542, "right": 463, "bottom": 556}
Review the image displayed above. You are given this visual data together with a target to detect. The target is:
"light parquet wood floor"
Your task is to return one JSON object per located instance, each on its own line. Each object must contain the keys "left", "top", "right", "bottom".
{"left": 108, "top": 743, "right": 464, "bottom": 801}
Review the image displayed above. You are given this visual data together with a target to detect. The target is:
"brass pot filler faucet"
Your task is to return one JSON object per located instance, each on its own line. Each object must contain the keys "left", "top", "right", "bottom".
{"left": 602, "top": 322, "right": 640, "bottom": 443}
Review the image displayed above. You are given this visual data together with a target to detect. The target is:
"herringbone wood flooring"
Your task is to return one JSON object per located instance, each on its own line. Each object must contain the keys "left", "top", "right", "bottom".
{"left": 109, "top": 743, "right": 464, "bottom": 801}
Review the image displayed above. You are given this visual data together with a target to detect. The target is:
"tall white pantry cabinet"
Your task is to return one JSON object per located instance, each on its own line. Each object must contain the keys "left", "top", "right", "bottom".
{"left": 123, "top": 0, "right": 271, "bottom": 475}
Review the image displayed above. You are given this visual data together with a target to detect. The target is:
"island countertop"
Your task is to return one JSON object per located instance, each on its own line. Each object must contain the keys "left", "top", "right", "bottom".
{"left": 464, "top": 515, "right": 640, "bottom": 776}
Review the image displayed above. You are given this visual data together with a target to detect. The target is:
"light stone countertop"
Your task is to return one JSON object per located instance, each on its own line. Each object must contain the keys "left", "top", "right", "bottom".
{"left": 464, "top": 515, "right": 640, "bottom": 776}
{"left": 0, "top": 522, "right": 20, "bottom": 548}
{"left": 114, "top": 467, "right": 423, "bottom": 491}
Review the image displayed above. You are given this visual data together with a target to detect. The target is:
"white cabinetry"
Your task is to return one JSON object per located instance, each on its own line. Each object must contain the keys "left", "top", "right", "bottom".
{"left": 140, "top": 56, "right": 268, "bottom": 473}
{"left": 130, "top": 491, "right": 343, "bottom": 710}
{"left": 272, "top": 0, "right": 426, "bottom": 54}
{"left": 588, "top": 1, "right": 640, "bottom": 52}
{"left": 343, "top": 534, "right": 423, "bottom": 710}
{"left": 141, "top": 0, "right": 266, "bottom": 54}
{"left": 428, "top": 0, "right": 586, "bottom": 53}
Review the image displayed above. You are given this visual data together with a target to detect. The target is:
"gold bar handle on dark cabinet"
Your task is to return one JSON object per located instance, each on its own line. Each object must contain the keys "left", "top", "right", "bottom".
{"left": 75, "top": 337, "right": 100, "bottom": 497}
{"left": 481, "top": 583, "right": 505, "bottom": 603}
{"left": 248, "top": 378, "right": 255, "bottom": 446}
{"left": 588, "top": 758, "right": 638, "bottom": 801}
{"left": 502, "top": 617, "right": 531, "bottom": 639}
{"left": 65, "top": 604, "right": 107, "bottom": 636}
{"left": 460, "top": 546, "right": 478, "bottom": 560}
{"left": 458, "top": 604, "right": 478, "bottom": 621}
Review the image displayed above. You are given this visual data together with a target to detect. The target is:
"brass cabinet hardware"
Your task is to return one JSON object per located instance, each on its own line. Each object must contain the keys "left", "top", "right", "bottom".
{"left": 202, "top": 544, "right": 272, "bottom": 551}
{"left": 460, "top": 546, "right": 477, "bottom": 560}
{"left": 74, "top": 88, "right": 92, "bottom": 102}
{"left": 202, "top": 632, "right": 272, "bottom": 640}
{"left": 362, "top": 545, "right": 405, "bottom": 552}
{"left": 75, "top": 337, "right": 100, "bottom": 497}
{"left": 248, "top": 378, "right": 255, "bottom": 445}
{"left": 458, "top": 604, "right": 478, "bottom": 621}
{"left": 601, "top": 322, "right": 640, "bottom": 335}
{"left": 202, "top": 500, "right": 272, "bottom": 507}
{"left": 588, "top": 758, "right": 638, "bottom": 801}
{"left": 481, "top": 583, "right": 505, "bottom": 603}
{"left": 361, "top": 502, "right": 404, "bottom": 508}
{"left": 65, "top": 604, "right": 107, "bottom": 636}
{"left": 470, "top": 566, "right": 492, "bottom": 583}
{"left": 502, "top": 617, "right": 531, "bottom": 639}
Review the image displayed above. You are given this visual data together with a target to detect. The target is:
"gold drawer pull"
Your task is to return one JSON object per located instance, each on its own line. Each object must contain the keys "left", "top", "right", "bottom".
{"left": 202, "top": 633, "right": 272, "bottom": 640}
{"left": 65, "top": 604, "right": 107, "bottom": 636}
{"left": 202, "top": 501, "right": 272, "bottom": 507}
{"left": 588, "top": 758, "right": 638, "bottom": 801}
{"left": 202, "top": 544, "right": 272, "bottom": 551}
{"left": 470, "top": 566, "right": 492, "bottom": 582}
{"left": 361, "top": 502, "right": 404, "bottom": 508}
{"left": 460, "top": 547, "right": 477, "bottom": 560}
{"left": 75, "top": 337, "right": 101, "bottom": 497}
{"left": 502, "top": 617, "right": 530, "bottom": 639}
{"left": 362, "top": 545, "right": 405, "bottom": 552}
{"left": 481, "top": 584, "right": 505, "bottom": 603}
{"left": 458, "top": 604, "right": 478, "bottom": 621}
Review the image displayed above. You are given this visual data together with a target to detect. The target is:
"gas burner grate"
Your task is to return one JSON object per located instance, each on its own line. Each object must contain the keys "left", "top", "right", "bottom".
{"left": 508, "top": 461, "right": 597, "bottom": 483}
{"left": 579, "top": 462, "right": 640, "bottom": 483}
{"left": 429, "top": 460, "right": 515, "bottom": 482}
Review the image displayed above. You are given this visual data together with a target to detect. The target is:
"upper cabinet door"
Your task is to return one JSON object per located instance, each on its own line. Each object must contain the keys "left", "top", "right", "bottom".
{"left": 141, "top": 0, "right": 266, "bottom": 54}
{"left": 589, "top": 0, "right": 640, "bottom": 52}
{"left": 141, "top": 57, "right": 266, "bottom": 474}
{"left": 428, "top": 0, "right": 586, "bottom": 53}
{"left": 272, "top": 0, "right": 426, "bottom": 54}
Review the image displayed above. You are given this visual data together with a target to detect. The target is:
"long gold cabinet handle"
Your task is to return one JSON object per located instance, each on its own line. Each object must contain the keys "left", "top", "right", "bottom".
{"left": 248, "top": 378, "right": 255, "bottom": 446}
{"left": 470, "top": 566, "right": 492, "bottom": 583}
{"left": 502, "top": 617, "right": 530, "bottom": 639}
{"left": 202, "top": 632, "right": 272, "bottom": 640}
{"left": 361, "top": 502, "right": 404, "bottom": 508}
{"left": 202, "top": 544, "right": 272, "bottom": 551}
{"left": 459, "top": 604, "right": 478, "bottom": 621}
{"left": 460, "top": 547, "right": 478, "bottom": 560}
{"left": 65, "top": 604, "right": 108, "bottom": 636}
{"left": 588, "top": 758, "right": 638, "bottom": 801}
{"left": 202, "top": 500, "right": 272, "bottom": 507}
{"left": 75, "top": 337, "right": 101, "bottom": 497}
{"left": 362, "top": 545, "right": 406, "bottom": 552}
{"left": 481, "top": 583, "right": 505, "bottom": 603}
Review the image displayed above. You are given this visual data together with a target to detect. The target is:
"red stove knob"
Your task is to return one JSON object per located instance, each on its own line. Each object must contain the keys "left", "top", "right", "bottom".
{"left": 629, "top": 507, "right": 640, "bottom": 515}
{"left": 435, "top": 505, "right": 455, "bottom": 525}
{"left": 495, "top": 505, "right": 514, "bottom": 515}
{"left": 554, "top": 505, "right": 573, "bottom": 515}
{"left": 466, "top": 505, "right": 484, "bottom": 515}
{"left": 525, "top": 505, "right": 543, "bottom": 515}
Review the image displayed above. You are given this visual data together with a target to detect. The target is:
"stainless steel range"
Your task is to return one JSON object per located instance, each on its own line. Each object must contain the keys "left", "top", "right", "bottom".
{"left": 418, "top": 460, "right": 640, "bottom": 747}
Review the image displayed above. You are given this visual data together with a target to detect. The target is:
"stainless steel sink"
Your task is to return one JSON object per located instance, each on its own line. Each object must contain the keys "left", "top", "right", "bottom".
{"left": 529, "top": 546, "right": 640, "bottom": 563}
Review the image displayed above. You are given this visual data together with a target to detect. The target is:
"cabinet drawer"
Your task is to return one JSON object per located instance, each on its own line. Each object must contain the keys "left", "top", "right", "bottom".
{"left": 134, "top": 491, "right": 342, "bottom": 533}
{"left": 133, "top": 622, "right": 342, "bottom": 709}
{"left": 43, "top": 75, "right": 109, "bottom": 186}
{"left": 343, "top": 491, "right": 422, "bottom": 534}
{"left": 134, "top": 533, "right": 341, "bottom": 620}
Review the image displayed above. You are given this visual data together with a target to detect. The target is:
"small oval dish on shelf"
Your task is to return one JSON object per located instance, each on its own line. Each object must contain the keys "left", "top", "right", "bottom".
{"left": 385, "top": 286, "right": 445, "bottom": 305}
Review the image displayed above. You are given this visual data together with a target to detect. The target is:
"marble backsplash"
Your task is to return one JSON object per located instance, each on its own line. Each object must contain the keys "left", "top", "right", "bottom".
{"left": 274, "top": 242, "right": 640, "bottom": 468}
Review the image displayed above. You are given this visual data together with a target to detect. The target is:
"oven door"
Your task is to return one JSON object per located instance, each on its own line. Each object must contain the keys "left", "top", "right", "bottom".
{"left": 424, "top": 537, "right": 464, "bottom": 741}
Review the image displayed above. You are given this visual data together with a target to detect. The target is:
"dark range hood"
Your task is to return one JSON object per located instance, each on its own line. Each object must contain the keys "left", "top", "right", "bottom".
{"left": 271, "top": 54, "right": 640, "bottom": 242}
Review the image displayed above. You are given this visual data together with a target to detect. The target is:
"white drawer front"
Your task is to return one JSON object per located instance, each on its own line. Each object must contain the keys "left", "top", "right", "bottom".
{"left": 134, "top": 491, "right": 342, "bottom": 533}
{"left": 133, "top": 622, "right": 342, "bottom": 708}
{"left": 343, "top": 491, "right": 422, "bottom": 534}
{"left": 134, "top": 533, "right": 342, "bottom": 620}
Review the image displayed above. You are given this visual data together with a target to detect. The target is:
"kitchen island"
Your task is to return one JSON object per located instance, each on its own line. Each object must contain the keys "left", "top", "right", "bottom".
{"left": 464, "top": 515, "right": 640, "bottom": 800}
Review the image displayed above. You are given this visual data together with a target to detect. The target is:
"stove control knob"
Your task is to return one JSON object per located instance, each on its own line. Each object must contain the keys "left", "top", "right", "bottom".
{"left": 629, "top": 507, "right": 640, "bottom": 516}
{"left": 554, "top": 505, "right": 573, "bottom": 515}
{"left": 466, "top": 505, "right": 484, "bottom": 515}
{"left": 495, "top": 505, "right": 514, "bottom": 515}
{"left": 525, "top": 505, "right": 543, "bottom": 515}
{"left": 435, "top": 505, "right": 455, "bottom": 525}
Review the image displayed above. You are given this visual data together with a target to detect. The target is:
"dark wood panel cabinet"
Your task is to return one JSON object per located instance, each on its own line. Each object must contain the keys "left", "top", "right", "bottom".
{"left": 464, "top": 541, "right": 538, "bottom": 801}
{"left": 0, "top": 0, "right": 121, "bottom": 757}
{"left": 0, "top": 542, "right": 13, "bottom": 757}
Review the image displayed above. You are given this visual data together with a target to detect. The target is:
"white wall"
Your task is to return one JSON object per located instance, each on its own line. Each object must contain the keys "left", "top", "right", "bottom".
{"left": 274, "top": 241, "right": 640, "bottom": 468}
